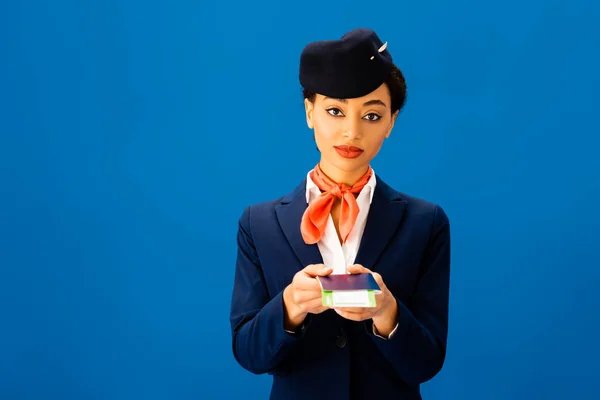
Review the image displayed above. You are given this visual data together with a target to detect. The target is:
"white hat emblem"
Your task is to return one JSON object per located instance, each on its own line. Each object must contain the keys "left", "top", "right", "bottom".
{"left": 371, "top": 41, "right": 388, "bottom": 60}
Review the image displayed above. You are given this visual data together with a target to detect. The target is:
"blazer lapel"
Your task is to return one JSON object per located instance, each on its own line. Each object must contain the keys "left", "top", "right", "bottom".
{"left": 354, "top": 176, "right": 407, "bottom": 271}
{"left": 275, "top": 180, "right": 324, "bottom": 270}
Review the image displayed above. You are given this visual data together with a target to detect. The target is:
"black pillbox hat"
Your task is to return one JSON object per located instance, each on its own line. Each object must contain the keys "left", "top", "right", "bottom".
{"left": 299, "top": 28, "right": 394, "bottom": 99}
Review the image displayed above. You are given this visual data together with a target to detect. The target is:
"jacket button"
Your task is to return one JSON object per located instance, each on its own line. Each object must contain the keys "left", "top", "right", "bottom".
{"left": 335, "top": 335, "right": 347, "bottom": 348}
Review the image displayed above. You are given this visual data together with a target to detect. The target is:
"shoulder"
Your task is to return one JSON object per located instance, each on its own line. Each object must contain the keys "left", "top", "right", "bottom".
{"left": 402, "top": 192, "right": 448, "bottom": 222}
{"left": 238, "top": 196, "right": 283, "bottom": 224}
{"left": 237, "top": 179, "right": 306, "bottom": 227}
{"left": 378, "top": 176, "right": 450, "bottom": 228}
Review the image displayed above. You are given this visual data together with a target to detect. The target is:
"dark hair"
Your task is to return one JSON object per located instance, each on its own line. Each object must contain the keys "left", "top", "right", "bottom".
{"left": 302, "top": 64, "right": 407, "bottom": 115}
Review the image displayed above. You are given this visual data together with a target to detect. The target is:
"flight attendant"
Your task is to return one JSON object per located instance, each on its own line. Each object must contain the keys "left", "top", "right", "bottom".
{"left": 230, "top": 27, "right": 451, "bottom": 400}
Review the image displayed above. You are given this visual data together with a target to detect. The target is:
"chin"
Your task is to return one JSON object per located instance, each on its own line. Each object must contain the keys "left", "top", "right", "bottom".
{"left": 330, "top": 155, "right": 371, "bottom": 172}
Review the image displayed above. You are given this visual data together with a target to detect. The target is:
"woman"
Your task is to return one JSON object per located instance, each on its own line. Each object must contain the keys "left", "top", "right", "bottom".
{"left": 230, "top": 28, "right": 451, "bottom": 400}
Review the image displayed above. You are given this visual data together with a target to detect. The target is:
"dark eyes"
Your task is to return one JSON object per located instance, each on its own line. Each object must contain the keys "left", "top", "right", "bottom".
{"left": 326, "top": 108, "right": 382, "bottom": 121}
{"left": 364, "top": 113, "right": 381, "bottom": 121}
{"left": 327, "top": 108, "right": 344, "bottom": 117}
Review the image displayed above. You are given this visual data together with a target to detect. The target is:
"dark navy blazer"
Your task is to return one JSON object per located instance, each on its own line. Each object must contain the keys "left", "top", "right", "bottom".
{"left": 229, "top": 175, "right": 451, "bottom": 400}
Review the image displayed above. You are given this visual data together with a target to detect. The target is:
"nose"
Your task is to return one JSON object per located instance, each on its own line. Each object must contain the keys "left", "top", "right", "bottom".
{"left": 342, "top": 116, "right": 362, "bottom": 139}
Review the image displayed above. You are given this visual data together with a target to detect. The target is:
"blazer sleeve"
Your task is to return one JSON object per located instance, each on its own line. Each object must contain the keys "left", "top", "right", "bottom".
{"left": 230, "top": 206, "right": 306, "bottom": 375}
{"left": 366, "top": 204, "right": 451, "bottom": 385}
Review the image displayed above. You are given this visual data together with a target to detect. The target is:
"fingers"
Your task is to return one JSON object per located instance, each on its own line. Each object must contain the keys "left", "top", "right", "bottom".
{"left": 291, "top": 287, "right": 322, "bottom": 304}
{"left": 315, "top": 267, "right": 334, "bottom": 277}
{"left": 303, "top": 264, "right": 333, "bottom": 277}
{"left": 295, "top": 264, "right": 332, "bottom": 291}
{"left": 296, "top": 297, "right": 329, "bottom": 315}
{"left": 295, "top": 274, "right": 323, "bottom": 292}
{"left": 372, "top": 272, "right": 384, "bottom": 287}
{"left": 306, "top": 299, "right": 328, "bottom": 313}
{"left": 289, "top": 265, "right": 332, "bottom": 313}
{"left": 346, "top": 264, "right": 370, "bottom": 274}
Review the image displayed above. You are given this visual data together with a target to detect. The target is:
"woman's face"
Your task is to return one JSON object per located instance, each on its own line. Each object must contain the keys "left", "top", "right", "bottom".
{"left": 304, "top": 83, "right": 398, "bottom": 183}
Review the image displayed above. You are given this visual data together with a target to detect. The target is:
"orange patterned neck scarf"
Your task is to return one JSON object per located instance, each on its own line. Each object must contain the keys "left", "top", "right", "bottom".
{"left": 301, "top": 164, "right": 372, "bottom": 244}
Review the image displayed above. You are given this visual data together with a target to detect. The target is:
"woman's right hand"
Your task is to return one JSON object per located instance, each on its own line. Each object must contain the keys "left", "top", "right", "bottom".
{"left": 283, "top": 264, "right": 333, "bottom": 331}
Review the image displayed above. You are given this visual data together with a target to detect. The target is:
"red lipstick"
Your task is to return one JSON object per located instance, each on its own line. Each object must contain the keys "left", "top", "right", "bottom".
{"left": 334, "top": 145, "right": 363, "bottom": 159}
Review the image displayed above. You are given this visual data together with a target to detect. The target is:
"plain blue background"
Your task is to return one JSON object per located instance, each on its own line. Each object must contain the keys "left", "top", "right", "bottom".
{"left": 1, "top": 0, "right": 599, "bottom": 399}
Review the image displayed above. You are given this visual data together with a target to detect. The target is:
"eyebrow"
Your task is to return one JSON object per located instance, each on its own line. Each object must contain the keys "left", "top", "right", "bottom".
{"left": 324, "top": 97, "right": 387, "bottom": 108}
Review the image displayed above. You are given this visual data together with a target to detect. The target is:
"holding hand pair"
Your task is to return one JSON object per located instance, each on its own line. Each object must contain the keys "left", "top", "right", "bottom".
{"left": 283, "top": 263, "right": 398, "bottom": 336}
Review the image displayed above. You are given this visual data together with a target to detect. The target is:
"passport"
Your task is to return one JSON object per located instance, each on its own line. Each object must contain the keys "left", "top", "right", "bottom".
{"left": 316, "top": 273, "right": 382, "bottom": 307}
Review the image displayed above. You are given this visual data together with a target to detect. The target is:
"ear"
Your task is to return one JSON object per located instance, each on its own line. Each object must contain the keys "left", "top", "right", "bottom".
{"left": 386, "top": 110, "right": 399, "bottom": 138}
{"left": 304, "top": 98, "right": 314, "bottom": 129}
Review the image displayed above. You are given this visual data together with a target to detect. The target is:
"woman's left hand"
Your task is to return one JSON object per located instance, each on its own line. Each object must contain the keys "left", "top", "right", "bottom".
{"left": 333, "top": 264, "right": 398, "bottom": 336}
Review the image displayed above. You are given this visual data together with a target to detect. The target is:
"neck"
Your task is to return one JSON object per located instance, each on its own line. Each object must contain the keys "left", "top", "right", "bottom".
{"left": 318, "top": 161, "right": 370, "bottom": 186}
